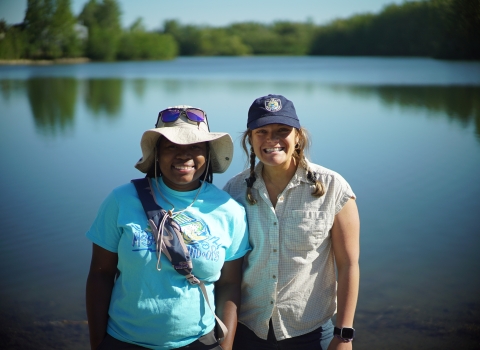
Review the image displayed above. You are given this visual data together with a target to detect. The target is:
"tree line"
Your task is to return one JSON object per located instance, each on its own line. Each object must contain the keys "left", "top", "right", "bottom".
{"left": 0, "top": 0, "right": 478, "bottom": 61}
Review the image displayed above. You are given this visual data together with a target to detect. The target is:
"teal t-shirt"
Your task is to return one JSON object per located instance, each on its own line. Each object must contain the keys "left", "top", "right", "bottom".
{"left": 86, "top": 178, "right": 250, "bottom": 349}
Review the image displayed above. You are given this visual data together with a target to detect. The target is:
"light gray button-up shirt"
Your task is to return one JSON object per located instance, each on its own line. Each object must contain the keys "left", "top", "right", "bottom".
{"left": 224, "top": 161, "right": 355, "bottom": 340}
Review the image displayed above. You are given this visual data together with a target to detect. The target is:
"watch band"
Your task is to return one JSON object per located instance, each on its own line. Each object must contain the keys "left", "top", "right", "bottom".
{"left": 333, "top": 326, "right": 355, "bottom": 342}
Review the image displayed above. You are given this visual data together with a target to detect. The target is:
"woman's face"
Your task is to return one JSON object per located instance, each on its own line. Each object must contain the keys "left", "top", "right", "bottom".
{"left": 157, "top": 137, "right": 208, "bottom": 191}
{"left": 250, "top": 123, "right": 298, "bottom": 170}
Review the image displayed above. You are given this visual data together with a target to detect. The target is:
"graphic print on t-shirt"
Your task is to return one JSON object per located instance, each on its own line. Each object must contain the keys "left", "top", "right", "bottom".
{"left": 132, "top": 212, "right": 220, "bottom": 262}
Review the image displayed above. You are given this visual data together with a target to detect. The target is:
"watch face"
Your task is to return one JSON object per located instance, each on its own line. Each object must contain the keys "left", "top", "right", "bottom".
{"left": 341, "top": 328, "right": 355, "bottom": 339}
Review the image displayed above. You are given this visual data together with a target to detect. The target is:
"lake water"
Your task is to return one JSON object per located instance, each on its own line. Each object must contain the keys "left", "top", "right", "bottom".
{"left": 1, "top": 57, "right": 479, "bottom": 350}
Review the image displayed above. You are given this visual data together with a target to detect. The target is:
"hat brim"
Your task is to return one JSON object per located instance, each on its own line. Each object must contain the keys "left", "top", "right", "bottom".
{"left": 135, "top": 126, "right": 233, "bottom": 174}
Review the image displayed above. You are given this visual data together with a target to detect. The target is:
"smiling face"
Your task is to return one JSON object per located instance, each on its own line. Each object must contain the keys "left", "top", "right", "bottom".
{"left": 250, "top": 123, "right": 299, "bottom": 171}
{"left": 157, "top": 137, "right": 208, "bottom": 191}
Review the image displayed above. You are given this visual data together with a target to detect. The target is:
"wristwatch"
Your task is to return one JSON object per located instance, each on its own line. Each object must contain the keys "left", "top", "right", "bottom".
{"left": 333, "top": 326, "right": 355, "bottom": 342}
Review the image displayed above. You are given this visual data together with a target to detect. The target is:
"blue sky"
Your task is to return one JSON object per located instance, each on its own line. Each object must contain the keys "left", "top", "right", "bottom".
{"left": 1, "top": 0, "right": 405, "bottom": 29}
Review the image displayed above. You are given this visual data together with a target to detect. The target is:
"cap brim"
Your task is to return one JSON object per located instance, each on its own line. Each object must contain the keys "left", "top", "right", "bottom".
{"left": 248, "top": 114, "right": 301, "bottom": 129}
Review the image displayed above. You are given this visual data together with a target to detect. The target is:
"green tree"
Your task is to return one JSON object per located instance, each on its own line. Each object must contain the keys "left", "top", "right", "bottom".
{"left": 196, "top": 28, "right": 250, "bottom": 56}
{"left": 79, "top": 0, "right": 122, "bottom": 61}
{"left": 308, "top": 0, "right": 479, "bottom": 60}
{"left": 117, "top": 18, "right": 178, "bottom": 60}
{"left": 23, "top": 0, "right": 81, "bottom": 59}
{"left": 227, "top": 22, "right": 277, "bottom": 54}
{"left": 163, "top": 20, "right": 204, "bottom": 55}
{"left": 227, "top": 21, "right": 314, "bottom": 55}
{"left": 440, "top": 0, "right": 480, "bottom": 59}
{"left": 0, "top": 21, "right": 28, "bottom": 59}
{"left": 164, "top": 20, "right": 250, "bottom": 56}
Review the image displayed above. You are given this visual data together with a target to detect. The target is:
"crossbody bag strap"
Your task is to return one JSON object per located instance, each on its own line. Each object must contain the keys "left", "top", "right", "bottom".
{"left": 131, "top": 177, "right": 228, "bottom": 343}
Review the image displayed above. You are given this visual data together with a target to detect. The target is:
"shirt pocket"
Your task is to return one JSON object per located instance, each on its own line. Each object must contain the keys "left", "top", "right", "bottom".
{"left": 284, "top": 210, "right": 329, "bottom": 251}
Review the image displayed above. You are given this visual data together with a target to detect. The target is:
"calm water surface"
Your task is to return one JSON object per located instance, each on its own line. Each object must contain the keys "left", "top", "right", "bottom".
{"left": 1, "top": 57, "right": 479, "bottom": 349}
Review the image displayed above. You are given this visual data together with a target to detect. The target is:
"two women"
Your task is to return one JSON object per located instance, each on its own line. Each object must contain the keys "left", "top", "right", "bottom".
{"left": 86, "top": 106, "right": 250, "bottom": 349}
{"left": 224, "top": 94, "right": 360, "bottom": 350}
{"left": 86, "top": 95, "right": 360, "bottom": 350}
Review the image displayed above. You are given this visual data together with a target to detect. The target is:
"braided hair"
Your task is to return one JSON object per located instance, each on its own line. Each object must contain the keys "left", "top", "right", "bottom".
{"left": 241, "top": 127, "right": 325, "bottom": 205}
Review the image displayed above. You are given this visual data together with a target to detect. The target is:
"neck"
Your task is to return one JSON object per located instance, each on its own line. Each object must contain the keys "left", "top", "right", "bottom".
{"left": 261, "top": 160, "right": 297, "bottom": 208}
{"left": 262, "top": 158, "right": 297, "bottom": 183}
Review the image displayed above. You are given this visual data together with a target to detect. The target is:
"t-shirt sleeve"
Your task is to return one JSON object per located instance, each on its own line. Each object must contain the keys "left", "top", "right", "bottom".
{"left": 334, "top": 174, "right": 356, "bottom": 215}
{"left": 86, "top": 190, "right": 122, "bottom": 253}
{"left": 224, "top": 200, "right": 251, "bottom": 261}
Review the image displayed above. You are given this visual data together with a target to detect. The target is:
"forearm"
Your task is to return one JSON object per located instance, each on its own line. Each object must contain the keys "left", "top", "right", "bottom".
{"left": 86, "top": 272, "right": 115, "bottom": 349}
{"left": 215, "top": 285, "right": 240, "bottom": 350}
{"left": 335, "top": 263, "right": 360, "bottom": 328}
{"left": 215, "top": 283, "right": 241, "bottom": 350}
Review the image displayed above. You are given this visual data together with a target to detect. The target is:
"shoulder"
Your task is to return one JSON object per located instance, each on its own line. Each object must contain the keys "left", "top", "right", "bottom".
{"left": 111, "top": 181, "right": 139, "bottom": 199}
{"left": 306, "top": 162, "right": 355, "bottom": 200}
{"left": 223, "top": 168, "right": 250, "bottom": 195}
{"left": 307, "top": 162, "right": 350, "bottom": 186}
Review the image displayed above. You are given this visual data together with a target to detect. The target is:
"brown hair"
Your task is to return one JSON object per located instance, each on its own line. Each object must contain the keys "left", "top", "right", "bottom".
{"left": 241, "top": 127, "right": 325, "bottom": 205}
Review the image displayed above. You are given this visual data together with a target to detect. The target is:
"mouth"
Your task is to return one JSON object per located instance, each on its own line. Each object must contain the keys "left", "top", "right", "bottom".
{"left": 264, "top": 147, "right": 284, "bottom": 154}
{"left": 173, "top": 164, "right": 195, "bottom": 171}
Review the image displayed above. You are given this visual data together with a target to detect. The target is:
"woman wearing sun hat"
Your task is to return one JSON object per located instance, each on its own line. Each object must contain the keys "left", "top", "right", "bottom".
{"left": 224, "top": 95, "right": 360, "bottom": 350}
{"left": 86, "top": 106, "right": 250, "bottom": 350}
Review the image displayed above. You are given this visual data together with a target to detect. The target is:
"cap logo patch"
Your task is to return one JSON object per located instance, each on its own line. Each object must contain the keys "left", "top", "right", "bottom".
{"left": 265, "top": 98, "right": 282, "bottom": 112}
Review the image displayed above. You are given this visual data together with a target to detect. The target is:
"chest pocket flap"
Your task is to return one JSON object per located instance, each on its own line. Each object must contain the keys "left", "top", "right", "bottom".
{"left": 285, "top": 210, "right": 329, "bottom": 251}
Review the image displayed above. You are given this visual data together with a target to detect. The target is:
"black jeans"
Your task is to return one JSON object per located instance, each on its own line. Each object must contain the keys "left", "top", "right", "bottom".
{"left": 232, "top": 319, "right": 334, "bottom": 350}
{"left": 96, "top": 330, "right": 222, "bottom": 350}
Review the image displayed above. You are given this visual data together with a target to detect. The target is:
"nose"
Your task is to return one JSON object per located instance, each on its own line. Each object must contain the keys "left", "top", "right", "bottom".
{"left": 175, "top": 145, "right": 192, "bottom": 158}
{"left": 267, "top": 132, "right": 280, "bottom": 142}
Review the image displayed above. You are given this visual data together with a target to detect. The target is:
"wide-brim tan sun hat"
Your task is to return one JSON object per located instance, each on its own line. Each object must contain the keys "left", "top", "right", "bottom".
{"left": 135, "top": 106, "right": 233, "bottom": 174}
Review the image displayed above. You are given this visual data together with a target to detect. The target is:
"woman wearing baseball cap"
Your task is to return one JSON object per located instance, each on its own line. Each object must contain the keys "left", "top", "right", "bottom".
{"left": 224, "top": 95, "right": 360, "bottom": 350}
{"left": 86, "top": 106, "right": 250, "bottom": 350}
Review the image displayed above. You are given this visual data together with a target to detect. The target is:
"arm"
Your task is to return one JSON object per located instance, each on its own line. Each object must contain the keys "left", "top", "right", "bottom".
{"left": 86, "top": 243, "right": 118, "bottom": 350}
{"left": 214, "top": 257, "right": 244, "bottom": 350}
{"left": 329, "top": 198, "right": 360, "bottom": 350}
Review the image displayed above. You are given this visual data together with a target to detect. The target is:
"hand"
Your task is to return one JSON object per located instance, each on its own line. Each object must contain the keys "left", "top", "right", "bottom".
{"left": 327, "top": 336, "right": 353, "bottom": 350}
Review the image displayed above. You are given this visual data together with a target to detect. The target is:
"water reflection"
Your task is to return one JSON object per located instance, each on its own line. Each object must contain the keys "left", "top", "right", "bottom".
{"left": 343, "top": 85, "right": 480, "bottom": 137}
{"left": 0, "top": 79, "right": 24, "bottom": 101}
{"left": 2, "top": 78, "right": 479, "bottom": 139}
{"left": 84, "top": 79, "right": 124, "bottom": 118}
{"left": 131, "top": 78, "right": 147, "bottom": 100}
{"left": 26, "top": 78, "right": 78, "bottom": 136}
{"left": 0, "top": 78, "right": 126, "bottom": 135}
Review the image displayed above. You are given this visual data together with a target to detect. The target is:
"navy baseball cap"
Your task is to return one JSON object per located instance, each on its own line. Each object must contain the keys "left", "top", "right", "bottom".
{"left": 247, "top": 94, "right": 301, "bottom": 129}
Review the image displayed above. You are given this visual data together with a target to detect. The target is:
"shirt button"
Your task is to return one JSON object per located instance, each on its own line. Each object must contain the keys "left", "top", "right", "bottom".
{"left": 270, "top": 301, "right": 274, "bottom": 304}
{"left": 273, "top": 222, "right": 277, "bottom": 225}
{"left": 273, "top": 275, "right": 276, "bottom": 279}
{"left": 273, "top": 249, "right": 277, "bottom": 252}
{"left": 278, "top": 196, "right": 284, "bottom": 202}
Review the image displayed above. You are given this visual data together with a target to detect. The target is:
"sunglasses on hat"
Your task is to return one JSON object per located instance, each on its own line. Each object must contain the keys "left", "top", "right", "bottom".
{"left": 156, "top": 107, "right": 209, "bottom": 130}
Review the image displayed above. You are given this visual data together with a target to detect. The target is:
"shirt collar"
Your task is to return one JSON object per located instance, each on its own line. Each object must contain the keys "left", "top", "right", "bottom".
{"left": 250, "top": 160, "right": 312, "bottom": 190}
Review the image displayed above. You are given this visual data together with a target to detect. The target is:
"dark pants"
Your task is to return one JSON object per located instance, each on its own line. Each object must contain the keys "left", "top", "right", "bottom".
{"left": 96, "top": 330, "right": 222, "bottom": 350}
{"left": 233, "top": 319, "right": 334, "bottom": 350}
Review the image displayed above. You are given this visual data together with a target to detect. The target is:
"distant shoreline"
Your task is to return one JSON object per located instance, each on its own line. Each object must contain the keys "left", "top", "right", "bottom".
{"left": 0, "top": 57, "right": 91, "bottom": 65}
